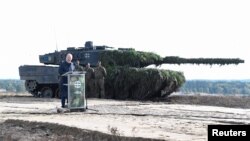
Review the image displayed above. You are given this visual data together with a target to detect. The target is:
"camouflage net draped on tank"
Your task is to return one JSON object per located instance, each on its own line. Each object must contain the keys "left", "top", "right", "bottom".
{"left": 162, "top": 56, "right": 244, "bottom": 65}
{"left": 99, "top": 50, "right": 243, "bottom": 100}
{"left": 100, "top": 50, "right": 162, "bottom": 68}
{"left": 99, "top": 51, "right": 185, "bottom": 100}
{"left": 104, "top": 67, "right": 185, "bottom": 100}
{"left": 100, "top": 50, "right": 244, "bottom": 67}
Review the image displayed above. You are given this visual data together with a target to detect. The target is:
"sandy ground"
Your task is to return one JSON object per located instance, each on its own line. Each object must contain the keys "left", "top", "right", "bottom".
{"left": 0, "top": 94, "right": 250, "bottom": 141}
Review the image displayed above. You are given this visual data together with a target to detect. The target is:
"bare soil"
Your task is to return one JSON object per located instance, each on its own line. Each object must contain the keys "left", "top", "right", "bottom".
{"left": 166, "top": 94, "right": 250, "bottom": 108}
{"left": 0, "top": 93, "right": 249, "bottom": 141}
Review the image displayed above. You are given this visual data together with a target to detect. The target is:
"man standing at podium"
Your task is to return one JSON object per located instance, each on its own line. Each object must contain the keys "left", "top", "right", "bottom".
{"left": 59, "top": 53, "right": 75, "bottom": 108}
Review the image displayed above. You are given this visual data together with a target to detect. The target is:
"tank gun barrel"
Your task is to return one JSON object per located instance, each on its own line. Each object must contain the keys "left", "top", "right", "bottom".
{"left": 100, "top": 50, "right": 244, "bottom": 67}
{"left": 158, "top": 56, "right": 244, "bottom": 66}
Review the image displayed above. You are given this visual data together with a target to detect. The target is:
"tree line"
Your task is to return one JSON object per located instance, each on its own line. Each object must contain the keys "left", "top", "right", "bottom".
{"left": 180, "top": 80, "right": 250, "bottom": 95}
{"left": 0, "top": 79, "right": 26, "bottom": 93}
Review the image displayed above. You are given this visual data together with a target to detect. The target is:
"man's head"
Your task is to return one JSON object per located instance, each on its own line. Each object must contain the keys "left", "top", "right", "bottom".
{"left": 76, "top": 60, "right": 80, "bottom": 65}
{"left": 97, "top": 61, "right": 101, "bottom": 67}
{"left": 86, "top": 63, "right": 90, "bottom": 68}
{"left": 66, "top": 53, "right": 73, "bottom": 63}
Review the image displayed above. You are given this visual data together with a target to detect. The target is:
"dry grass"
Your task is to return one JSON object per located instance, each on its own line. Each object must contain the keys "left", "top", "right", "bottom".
{"left": 108, "top": 125, "right": 121, "bottom": 136}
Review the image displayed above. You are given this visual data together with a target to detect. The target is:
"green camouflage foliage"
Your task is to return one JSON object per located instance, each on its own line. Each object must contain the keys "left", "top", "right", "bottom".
{"left": 98, "top": 50, "right": 243, "bottom": 100}
{"left": 100, "top": 50, "right": 244, "bottom": 67}
{"left": 104, "top": 67, "right": 185, "bottom": 99}
{"left": 100, "top": 50, "right": 162, "bottom": 67}
{"left": 162, "top": 56, "right": 244, "bottom": 65}
{"left": 99, "top": 50, "right": 186, "bottom": 99}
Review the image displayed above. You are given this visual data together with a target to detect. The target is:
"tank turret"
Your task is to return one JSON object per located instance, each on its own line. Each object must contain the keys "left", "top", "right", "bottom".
{"left": 39, "top": 43, "right": 243, "bottom": 67}
{"left": 19, "top": 41, "right": 244, "bottom": 99}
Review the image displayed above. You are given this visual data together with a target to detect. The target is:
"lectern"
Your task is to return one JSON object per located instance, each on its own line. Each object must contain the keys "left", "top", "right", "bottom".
{"left": 63, "top": 71, "right": 86, "bottom": 111}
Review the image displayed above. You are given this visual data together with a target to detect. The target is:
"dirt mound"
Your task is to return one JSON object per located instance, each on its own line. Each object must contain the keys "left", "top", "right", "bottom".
{"left": 0, "top": 119, "right": 162, "bottom": 141}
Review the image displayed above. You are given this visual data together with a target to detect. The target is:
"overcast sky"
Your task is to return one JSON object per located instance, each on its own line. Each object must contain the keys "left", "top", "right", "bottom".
{"left": 0, "top": 0, "right": 249, "bottom": 80}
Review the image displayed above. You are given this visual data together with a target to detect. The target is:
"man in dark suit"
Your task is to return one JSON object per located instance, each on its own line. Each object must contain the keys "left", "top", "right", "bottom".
{"left": 58, "top": 53, "right": 75, "bottom": 108}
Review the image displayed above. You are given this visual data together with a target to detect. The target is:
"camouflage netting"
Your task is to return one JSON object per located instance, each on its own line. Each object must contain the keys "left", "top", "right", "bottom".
{"left": 96, "top": 50, "right": 243, "bottom": 100}
{"left": 98, "top": 50, "right": 185, "bottom": 100}
{"left": 104, "top": 67, "right": 185, "bottom": 100}
{"left": 100, "top": 50, "right": 244, "bottom": 67}
{"left": 100, "top": 50, "right": 162, "bottom": 68}
{"left": 162, "top": 56, "right": 244, "bottom": 65}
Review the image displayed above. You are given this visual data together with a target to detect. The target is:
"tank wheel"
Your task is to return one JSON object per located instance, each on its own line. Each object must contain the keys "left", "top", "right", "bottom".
{"left": 55, "top": 88, "right": 60, "bottom": 98}
{"left": 41, "top": 87, "right": 53, "bottom": 98}
{"left": 25, "top": 80, "right": 37, "bottom": 92}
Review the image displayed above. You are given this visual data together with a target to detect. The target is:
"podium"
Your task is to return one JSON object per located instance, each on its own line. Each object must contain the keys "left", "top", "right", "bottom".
{"left": 62, "top": 71, "right": 87, "bottom": 111}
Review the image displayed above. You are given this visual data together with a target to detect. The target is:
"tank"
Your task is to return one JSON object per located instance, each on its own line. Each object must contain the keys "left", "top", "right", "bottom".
{"left": 19, "top": 41, "right": 244, "bottom": 99}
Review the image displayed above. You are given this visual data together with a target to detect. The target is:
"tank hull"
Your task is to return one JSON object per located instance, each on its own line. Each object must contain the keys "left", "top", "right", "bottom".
{"left": 19, "top": 65, "right": 59, "bottom": 97}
